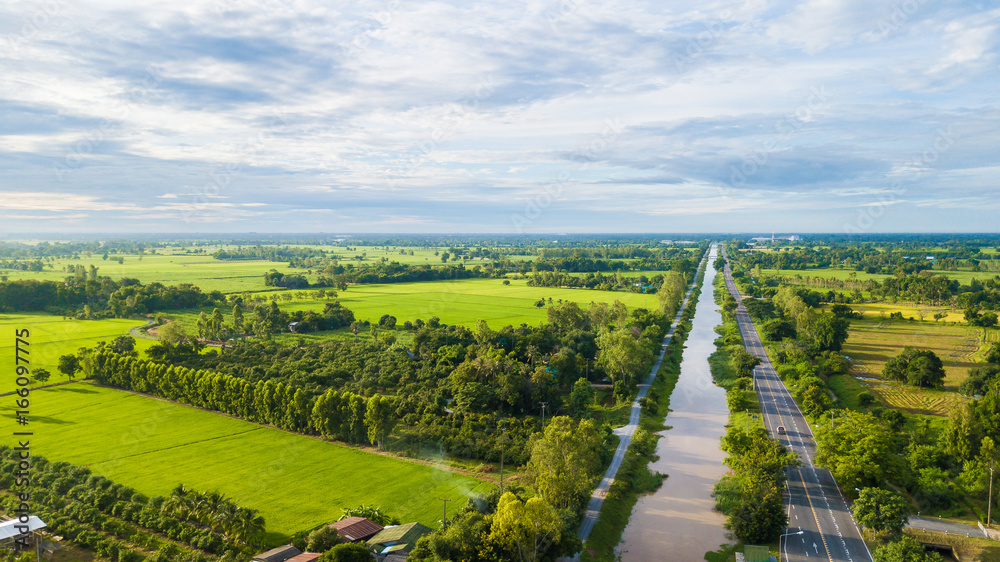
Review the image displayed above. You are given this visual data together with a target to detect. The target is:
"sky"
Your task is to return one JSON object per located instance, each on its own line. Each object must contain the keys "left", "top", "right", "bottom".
{"left": 0, "top": 0, "right": 997, "bottom": 234}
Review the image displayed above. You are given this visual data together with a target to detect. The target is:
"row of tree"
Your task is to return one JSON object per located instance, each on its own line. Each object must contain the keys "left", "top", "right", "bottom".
{"left": 83, "top": 347, "right": 398, "bottom": 448}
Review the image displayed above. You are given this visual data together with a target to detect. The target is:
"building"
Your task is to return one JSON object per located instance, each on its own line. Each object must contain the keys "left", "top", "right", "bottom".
{"left": 252, "top": 545, "right": 301, "bottom": 562}
{"left": 330, "top": 516, "right": 384, "bottom": 543}
{"left": 366, "top": 522, "right": 433, "bottom": 557}
{"left": 285, "top": 553, "right": 321, "bottom": 562}
{"left": 0, "top": 516, "right": 45, "bottom": 546}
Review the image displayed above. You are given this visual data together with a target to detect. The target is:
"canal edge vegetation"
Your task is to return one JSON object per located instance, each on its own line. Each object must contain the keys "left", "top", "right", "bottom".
{"left": 580, "top": 257, "right": 708, "bottom": 561}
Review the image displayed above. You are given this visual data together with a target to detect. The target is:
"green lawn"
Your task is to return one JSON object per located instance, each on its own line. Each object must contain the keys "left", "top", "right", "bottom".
{"left": 1, "top": 383, "right": 490, "bottom": 541}
{"left": 164, "top": 278, "right": 660, "bottom": 333}
{"left": 0, "top": 314, "right": 153, "bottom": 392}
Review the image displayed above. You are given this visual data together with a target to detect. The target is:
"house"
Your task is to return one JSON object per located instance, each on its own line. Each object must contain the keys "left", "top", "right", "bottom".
{"left": 252, "top": 545, "right": 301, "bottom": 562}
{"left": 285, "top": 554, "right": 321, "bottom": 562}
{"left": 366, "top": 522, "right": 433, "bottom": 557}
{"left": 330, "top": 516, "right": 384, "bottom": 543}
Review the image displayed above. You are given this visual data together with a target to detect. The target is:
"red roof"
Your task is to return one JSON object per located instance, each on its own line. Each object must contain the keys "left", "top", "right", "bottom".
{"left": 285, "top": 554, "right": 321, "bottom": 562}
{"left": 331, "top": 517, "right": 384, "bottom": 542}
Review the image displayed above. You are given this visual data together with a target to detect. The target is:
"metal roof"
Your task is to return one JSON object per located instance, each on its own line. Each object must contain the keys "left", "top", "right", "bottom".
{"left": 331, "top": 517, "right": 384, "bottom": 542}
{"left": 0, "top": 516, "right": 45, "bottom": 542}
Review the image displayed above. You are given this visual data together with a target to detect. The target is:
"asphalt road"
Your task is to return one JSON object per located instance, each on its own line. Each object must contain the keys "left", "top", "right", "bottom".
{"left": 720, "top": 247, "right": 873, "bottom": 562}
{"left": 572, "top": 250, "right": 709, "bottom": 553}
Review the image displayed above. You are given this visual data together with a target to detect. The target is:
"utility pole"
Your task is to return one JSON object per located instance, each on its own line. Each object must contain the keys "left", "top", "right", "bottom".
{"left": 989, "top": 459, "right": 995, "bottom": 525}
{"left": 499, "top": 425, "right": 507, "bottom": 493}
{"left": 439, "top": 498, "right": 450, "bottom": 530}
{"left": 539, "top": 402, "right": 548, "bottom": 428}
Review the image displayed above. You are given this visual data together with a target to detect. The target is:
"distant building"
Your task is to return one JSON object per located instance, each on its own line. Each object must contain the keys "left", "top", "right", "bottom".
{"left": 367, "top": 522, "right": 433, "bottom": 557}
{"left": 331, "top": 516, "right": 384, "bottom": 543}
{"left": 285, "top": 554, "right": 321, "bottom": 562}
{"left": 252, "top": 545, "right": 301, "bottom": 562}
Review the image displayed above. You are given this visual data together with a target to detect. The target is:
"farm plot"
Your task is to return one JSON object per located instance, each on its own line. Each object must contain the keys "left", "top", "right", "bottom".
{"left": 0, "top": 383, "right": 490, "bottom": 541}
{"left": 164, "top": 278, "right": 661, "bottom": 333}
{"left": 842, "top": 313, "right": 987, "bottom": 390}
{"left": 869, "top": 382, "right": 967, "bottom": 416}
{"left": 0, "top": 313, "right": 153, "bottom": 393}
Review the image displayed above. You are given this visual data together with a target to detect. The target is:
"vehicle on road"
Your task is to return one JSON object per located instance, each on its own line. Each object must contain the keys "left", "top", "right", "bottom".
{"left": 777, "top": 426, "right": 785, "bottom": 435}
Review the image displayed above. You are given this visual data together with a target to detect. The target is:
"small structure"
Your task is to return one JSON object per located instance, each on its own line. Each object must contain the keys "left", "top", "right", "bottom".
{"left": 252, "top": 545, "right": 301, "bottom": 562}
{"left": 366, "top": 522, "right": 432, "bottom": 557}
{"left": 0, "top": 516, "right": 46, "bottom": 545}
{"left": 331, "top": 516, "right": 384, "bottom": 543}
{"left": 288, "top": 322, "right": 300, "bottom": 333}
{"left": 285, "top": 553, "right": 321, "bottom": 562}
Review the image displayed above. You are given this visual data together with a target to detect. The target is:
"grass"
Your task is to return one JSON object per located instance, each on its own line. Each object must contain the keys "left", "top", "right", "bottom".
{"left": 163, "top": 277, "right": 660, "bottom": 333}
{"left": 904, "top": 527, "right": 1000, "bottom": 562}
{"left": 0, "top": 313, "right": 154, "bottom": 392}
{"left": 0, "top": 382, "right": 491, "bottom": 543}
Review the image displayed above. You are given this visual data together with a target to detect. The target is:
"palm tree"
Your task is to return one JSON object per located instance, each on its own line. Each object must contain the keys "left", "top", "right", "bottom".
{"left": 163, "top": 484, "right": 193, "bottom": 521}
{"left": 213, "top": 501, "right": 238, "bottom": 536}
{"left": 232, "top": 508, "right": 266, "bottom": 545}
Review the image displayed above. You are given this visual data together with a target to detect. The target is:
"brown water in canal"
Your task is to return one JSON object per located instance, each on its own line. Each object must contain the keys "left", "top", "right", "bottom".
{"left": 617, "top": 246, "right": 732, "bottom": 561}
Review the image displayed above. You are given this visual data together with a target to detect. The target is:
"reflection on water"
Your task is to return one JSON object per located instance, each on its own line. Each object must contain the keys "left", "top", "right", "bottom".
{"left": 618, "top": 247, "right": 731, "bottom": 561}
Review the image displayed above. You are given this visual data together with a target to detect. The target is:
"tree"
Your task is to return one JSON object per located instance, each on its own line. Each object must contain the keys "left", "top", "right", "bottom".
{"left": 873, "top": 536, "right": 943, "bottom": 562}
{"left": 882, "top": 347, "right": 945, "bottom": 388}
{"left": 58, "top": 354, "right": 81, "bottom": 379}
{"left": 731, "top": 482, "right": 786, "bottom": 543}
{"left": 109, "top": 335, "right": 138, "bottom": 357}
{"left": 340, "top": 505, "right": 396, "bottom": 526}
{"left": 945, "top": 401, "right": 983, "bottom": 461}
{"left": 32, "top": 368, "right": 52, "bottom": 384}
{"left": 801, "top": 384, "right": 832, "bottom": 416}
{"left": 852, "top": 488, "right": 909, "bottom": 540}
{"left": 207, "top": 308, "right": 227, "bottom": 341}
{"left": 232, "top": 304, "right": 245, "bottom": 334}
{"left": 231, "top": 507, "right": 266, "bottom": 545}
{"left": 597, "top": 328, "right": 651, "bottom": 398}
{"left": 365, "top": 395, "right": 396, "bottom": 451}
{"left": 815, "top": 411, "right": 905, "bottom": 491}
{"left": 159, "top": 321, "right": 189, "bottom": 344}
{"left": 568, "top": 378, "right": 595, "bottom": 415}
{"left": 525, "top": 416, "right": 601, "bottom": 510}
{"left": 731, "top": 349, "right": 761, "bottom": 379}
{"left": 307, "top": 525, "right": 343, "bottom": 552}
{"left": 807, "top": 314, "right": 851, "bottom": 352}
{"left": 318, "top": 543, "right": 372, "bottom": 562}
{"left": 488, "top": 493, "right": 562, "bottom": 562}
{"left": 727, "top": 388, "right": 751, "bottom": 412}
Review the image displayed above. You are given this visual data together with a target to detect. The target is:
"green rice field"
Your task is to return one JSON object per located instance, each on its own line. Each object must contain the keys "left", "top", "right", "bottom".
{"left": 165, "top": 277, "right": 661, "bottom": 333}
{"left": 0, "top": 314, "right": 153, "bottom": 392}
{"left": 0, "top": 383, "right": 490, "bottom": 541}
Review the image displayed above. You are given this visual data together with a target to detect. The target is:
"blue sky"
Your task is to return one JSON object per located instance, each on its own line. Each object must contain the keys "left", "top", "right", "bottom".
{"left": 0, "top": 0, "right": 997, "bottom": 234}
